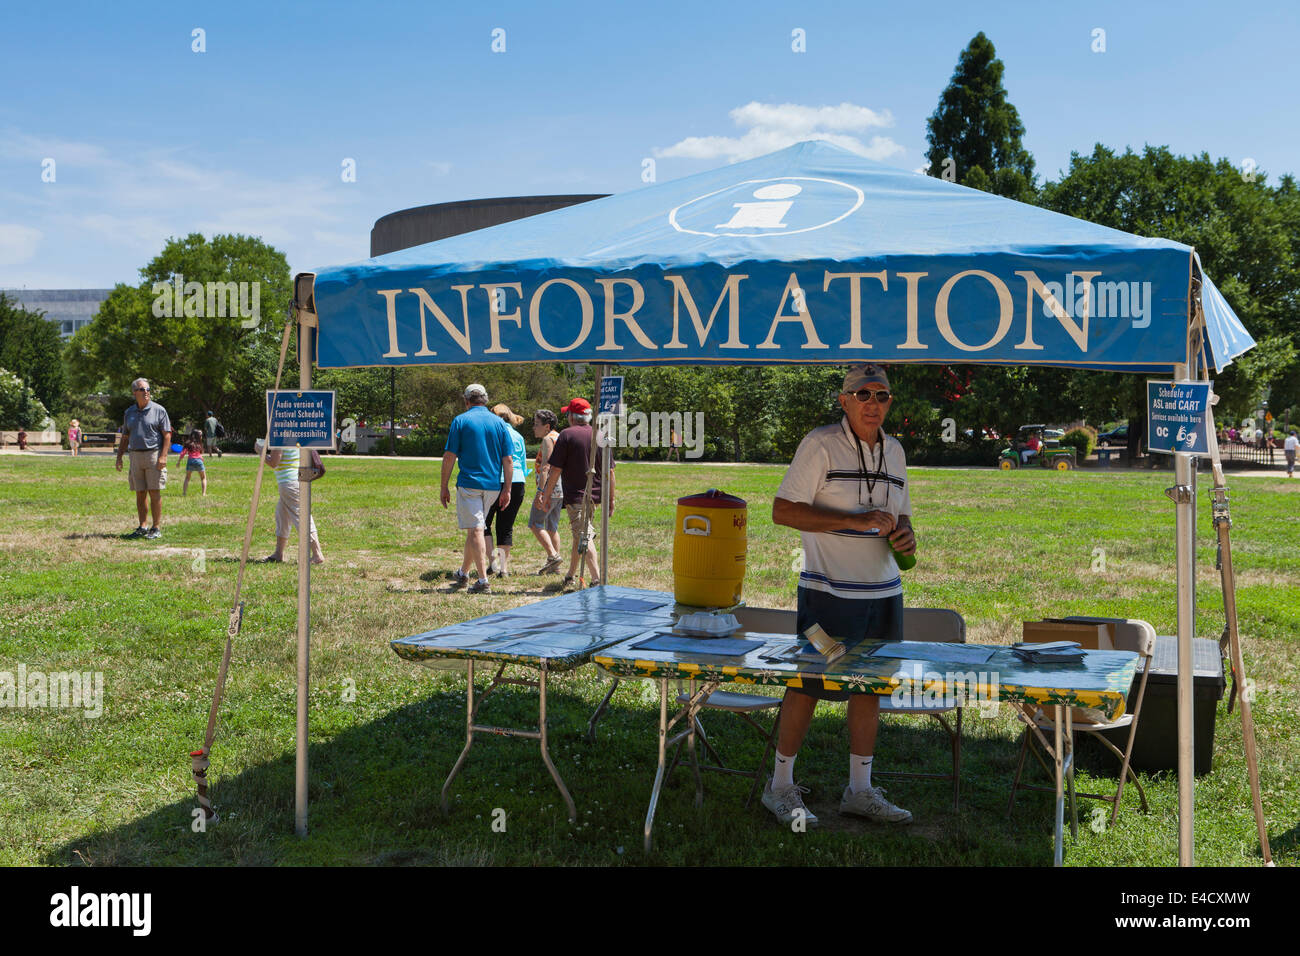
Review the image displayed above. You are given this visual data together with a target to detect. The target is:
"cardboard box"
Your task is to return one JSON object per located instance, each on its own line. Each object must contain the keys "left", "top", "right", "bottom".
{"left": 1021, "top": 619, "right": 1114, "bottom": 725}
{"left": 1021, "top": 619, "right": 1114, "bottom": 650}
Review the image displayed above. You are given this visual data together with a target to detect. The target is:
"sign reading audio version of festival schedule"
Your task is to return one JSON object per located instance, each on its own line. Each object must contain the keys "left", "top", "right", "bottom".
{"left": 1147, "top": 380, "right": 1212, "bottom": 456}
{"left": 267, "top": 390, "right": 336, "bottom": 449}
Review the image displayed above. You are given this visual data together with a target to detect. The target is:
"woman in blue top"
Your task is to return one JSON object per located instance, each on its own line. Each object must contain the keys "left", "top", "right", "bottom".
{"left": 484, "top": 404, "right": 531, "bottom": 576}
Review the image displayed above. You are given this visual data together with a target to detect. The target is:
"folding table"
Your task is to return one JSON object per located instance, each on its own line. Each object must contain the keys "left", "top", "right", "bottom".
{"left": 593, "top": 622, "right": 1139, "bottom": 862}
{"left": 391, "top": 585, "right": 676, "bottom": 821}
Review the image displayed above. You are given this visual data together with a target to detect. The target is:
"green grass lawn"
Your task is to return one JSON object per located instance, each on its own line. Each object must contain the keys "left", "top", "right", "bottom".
{"left": 0, "top": 452, "right": 1295, "bottom": 866}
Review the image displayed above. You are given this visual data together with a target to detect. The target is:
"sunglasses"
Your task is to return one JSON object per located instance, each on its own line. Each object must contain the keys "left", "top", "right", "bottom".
{"left": 849, "top": 388, "right": 891, "bottom": 404}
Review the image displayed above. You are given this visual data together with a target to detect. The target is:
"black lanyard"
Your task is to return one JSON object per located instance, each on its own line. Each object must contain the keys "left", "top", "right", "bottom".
{"left": 844, "top": 420, "right": 888, "bottom": 508}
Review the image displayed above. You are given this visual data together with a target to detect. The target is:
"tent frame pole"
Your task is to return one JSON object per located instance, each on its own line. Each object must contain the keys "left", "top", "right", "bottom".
{"left": 294, "top": 281, "right": 316, "bottom": 837}
{"left": 599, "top": 364, "right": 611, "bottom": 585}
{"left": 1171, "top": 355, "right": 1195, "bottom": 867}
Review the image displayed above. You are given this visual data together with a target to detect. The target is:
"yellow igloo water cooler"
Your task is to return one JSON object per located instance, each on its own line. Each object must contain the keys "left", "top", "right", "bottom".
{"left": 673, "top": 489, "right": 747, "bottom": 607}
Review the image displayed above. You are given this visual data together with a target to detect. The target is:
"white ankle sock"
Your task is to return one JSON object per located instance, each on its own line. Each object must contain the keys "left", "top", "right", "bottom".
{"left": 850, "top": 754, "right": 874, "bottom": 793}
{"left": 772, "top": 750, "right": 796, "bottom": 789}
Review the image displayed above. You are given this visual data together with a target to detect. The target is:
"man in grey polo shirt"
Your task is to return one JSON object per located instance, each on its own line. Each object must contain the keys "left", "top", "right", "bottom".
{"left": 115, "top": 377, "right": 172, "bottom": 539}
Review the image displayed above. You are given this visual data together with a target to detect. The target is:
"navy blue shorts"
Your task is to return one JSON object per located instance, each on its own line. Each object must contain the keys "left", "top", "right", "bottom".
{"left": 790, "top": 587, "right": 903, "bottom": 702}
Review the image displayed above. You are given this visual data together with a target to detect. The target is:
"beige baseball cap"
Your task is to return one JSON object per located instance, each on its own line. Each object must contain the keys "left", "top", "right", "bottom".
{"left": 843, "top": 364, "right": 890, "bottom": 392}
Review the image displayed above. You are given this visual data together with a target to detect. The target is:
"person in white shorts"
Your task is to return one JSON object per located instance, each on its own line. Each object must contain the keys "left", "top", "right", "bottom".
{"left": 263, "top": 443, "right": 324, "bottom": 564}
{"left": 440, "top": 384, "right": 513, "bottom": 594}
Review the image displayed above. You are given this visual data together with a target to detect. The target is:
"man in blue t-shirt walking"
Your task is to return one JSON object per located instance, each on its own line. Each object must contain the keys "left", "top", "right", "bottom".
{"left": 440, "top": 383, "right": 513, "bottom": 593}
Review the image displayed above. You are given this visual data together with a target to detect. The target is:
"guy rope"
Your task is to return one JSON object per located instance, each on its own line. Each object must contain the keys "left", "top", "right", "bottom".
{"left": 189, "top": 308, "right": 296, "bottom": 824}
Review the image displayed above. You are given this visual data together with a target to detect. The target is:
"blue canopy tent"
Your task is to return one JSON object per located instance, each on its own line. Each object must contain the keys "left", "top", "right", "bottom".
{"left": 285, "top": 141, "right": 1264, "bottom": 863}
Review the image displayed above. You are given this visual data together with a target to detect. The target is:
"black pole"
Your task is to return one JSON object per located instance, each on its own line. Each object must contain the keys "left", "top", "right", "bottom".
{"left": 389, "top": 368, "right": 396, "bottom": 455}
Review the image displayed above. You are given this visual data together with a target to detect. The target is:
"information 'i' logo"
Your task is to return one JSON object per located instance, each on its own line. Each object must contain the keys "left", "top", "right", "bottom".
{"left": 669, "top": 177, "right": 863, "bottom": 238}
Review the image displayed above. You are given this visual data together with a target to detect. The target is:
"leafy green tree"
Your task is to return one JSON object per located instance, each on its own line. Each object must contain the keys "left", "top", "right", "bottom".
{"left": 1040, "top": 146, "right": 1300, "bottom": 451}
{"left": 399, "top": 362, "right": 584, "bottom": 451}
{"left": 919, "top": 31, "right": 1061, "bottom": 451}
{"left": 925, "top": 32, "right": 1036, "bottom": 202}
{"left": 65, "top": 233, "right": 292, "bottom": 436}
{"left": 313, "top": 367, "right": 403, "bottom": 428}
{"left": 0, "top": 293, "right": 66, "bottom": 415}
{"left": 762, "top": 366, "right": 843, "bottom": 458}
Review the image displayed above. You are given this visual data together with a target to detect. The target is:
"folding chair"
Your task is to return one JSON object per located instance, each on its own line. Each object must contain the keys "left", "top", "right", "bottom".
{"left": 1007, "top": 616, "right": 1155, "bottom": 825}
{"left": 875, "top": 607, "right": 967, "bottom": 810}
{"left": 665, "top": 607, "right": 791, "bottom": 807}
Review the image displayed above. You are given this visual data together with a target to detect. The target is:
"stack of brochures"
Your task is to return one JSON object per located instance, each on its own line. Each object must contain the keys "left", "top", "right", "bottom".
{"left": 1011, "top": 640, "right": 1086, "bottom": 664}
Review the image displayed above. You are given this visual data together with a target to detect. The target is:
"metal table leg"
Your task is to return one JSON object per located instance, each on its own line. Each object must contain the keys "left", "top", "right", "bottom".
{"left": 587, "top": 677, "right": 620, "bottom": 743}
{"left": 442, "top": 659, "right": 577, "bottom": 822}
{"left": 644, "top": 677, "right": 669, "bottom": 853}
{"left": 1065, "top": 706, "right": 1077, "bottom": 839}
{"left": 442, "top": 659, "right": 476, "bottom": 813}
{"left": 1053, "top": 704, "right": 1064, "bottom": 867}
{"left": 686, "top": 678, "right": 704, "bottom": 808}
{"left": 538, "top": 663, "right": 578, "bottom": 823}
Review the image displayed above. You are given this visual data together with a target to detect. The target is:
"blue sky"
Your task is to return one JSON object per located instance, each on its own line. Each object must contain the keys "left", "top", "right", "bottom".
{"left": 1, "top": 0, "right": 1296, "bottom": 287}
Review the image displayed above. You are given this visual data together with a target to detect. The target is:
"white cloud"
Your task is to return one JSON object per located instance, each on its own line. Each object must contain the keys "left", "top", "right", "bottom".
{"left": 0, "top": 128, "right": 369, "bottom": 284}
{"left": 0, "top": 130, "right": 115, "bottom": 166}
{"left": 656, "top": 101, "right": 906, "bottom": 163}
{"left": 429, "top": 161, "right": 453, "bottom": 176}
{"left": 0, "top": 224, "right": 42, "bottom": 266}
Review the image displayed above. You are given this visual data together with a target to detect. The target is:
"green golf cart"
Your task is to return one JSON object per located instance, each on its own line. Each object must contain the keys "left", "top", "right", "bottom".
{"left": 998, "top": 424, "right": 1076, "bottom": 471}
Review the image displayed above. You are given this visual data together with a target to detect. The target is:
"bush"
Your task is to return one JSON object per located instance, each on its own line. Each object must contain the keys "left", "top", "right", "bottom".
{"left": 386, "top": 428, "right": 447, "bottom": 457}
{"left": 0, "top": 368, "right": 50, "bottom": 430}
{"left": 906, "top": 439, "right": 1002, "bottom": 467}
{"left": 1062, "top": 426, "right": 1097, "bottom": 461}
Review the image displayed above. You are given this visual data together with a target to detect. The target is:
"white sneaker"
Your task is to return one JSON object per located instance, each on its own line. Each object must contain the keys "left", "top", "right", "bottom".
{"left": 839, "top": 785, "right": 912, "bottom": 824}
{"left": 761, "top": 778, "right": 819, "bottom": 828}
{"left": 489, "top": 548, "right": 502, "bottom": 575}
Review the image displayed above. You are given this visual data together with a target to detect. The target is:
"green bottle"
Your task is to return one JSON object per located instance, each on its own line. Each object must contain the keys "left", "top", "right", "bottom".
{"left": 890, "top": 539, "right": 917, "bottom": 571}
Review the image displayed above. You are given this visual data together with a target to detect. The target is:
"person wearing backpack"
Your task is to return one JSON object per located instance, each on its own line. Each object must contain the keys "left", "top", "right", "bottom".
{"left": 203, "top": 411, "right": 225, "bottom": 458}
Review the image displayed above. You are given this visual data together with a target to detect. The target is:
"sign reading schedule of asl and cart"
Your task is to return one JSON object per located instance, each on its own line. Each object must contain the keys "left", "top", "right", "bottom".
{"left": 1147, "top": 380, "right": 1212, "bottom": 457}
{"left": 267, "top": 390, "right": 336, "bottom": 449}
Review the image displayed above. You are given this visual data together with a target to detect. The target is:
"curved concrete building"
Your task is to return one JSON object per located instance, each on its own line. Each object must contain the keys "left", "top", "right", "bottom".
{"left": 370, "top": 195, "right": 607, "bottom": 256}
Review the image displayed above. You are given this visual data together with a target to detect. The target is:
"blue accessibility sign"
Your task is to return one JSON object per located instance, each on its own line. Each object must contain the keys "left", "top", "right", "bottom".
{"left": 1147, "top": 380, "right": 1212, "bottom": 456}
{"left": 267, "top": 390, "right": 336, "bottom": 449}
{"left": 597, "top": 375, "right": 624, "bottom": 416}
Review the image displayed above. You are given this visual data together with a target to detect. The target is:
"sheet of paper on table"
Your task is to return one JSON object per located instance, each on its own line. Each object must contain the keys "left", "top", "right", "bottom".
{"left": 601, "top": 598, "right": 675, "bottom": 612}
{"left": 632, "top": 634, "right": 769, "bottom": 656}
{"left": 869, "top": 643, "right": 996, "bottom": 666}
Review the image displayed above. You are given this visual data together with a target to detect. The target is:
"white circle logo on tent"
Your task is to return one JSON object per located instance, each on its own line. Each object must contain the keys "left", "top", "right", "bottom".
{"left": 669, "top": 176, "right": 863, "bottom": 238}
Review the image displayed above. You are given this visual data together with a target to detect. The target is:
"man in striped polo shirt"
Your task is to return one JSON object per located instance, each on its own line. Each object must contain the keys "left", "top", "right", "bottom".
{"left": 763, "top": 363, "right": 916, "bottom": 829}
